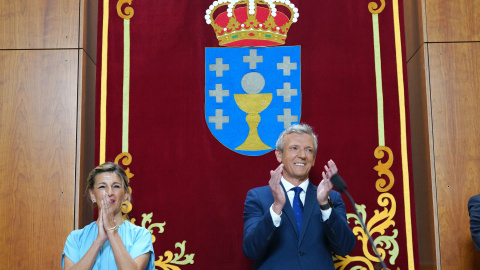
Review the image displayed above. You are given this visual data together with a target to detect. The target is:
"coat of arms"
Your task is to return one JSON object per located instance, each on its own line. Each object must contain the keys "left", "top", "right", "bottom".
{"left": 204, "top": 0, "right": 301, "bottom": 156}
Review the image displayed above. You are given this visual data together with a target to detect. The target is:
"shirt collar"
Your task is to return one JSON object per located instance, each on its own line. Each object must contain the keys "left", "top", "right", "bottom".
{"left": 281, "top": 177, "right": 309, "bottom": 192}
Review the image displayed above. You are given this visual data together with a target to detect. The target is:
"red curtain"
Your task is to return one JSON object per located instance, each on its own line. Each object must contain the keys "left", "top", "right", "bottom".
{"left": 96, "top": 0, "right": 418, "bottom": 269}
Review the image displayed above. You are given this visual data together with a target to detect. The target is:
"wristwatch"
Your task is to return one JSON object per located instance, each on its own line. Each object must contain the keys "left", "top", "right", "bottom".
{"left": 320, "top": 197, "right": 333, "bottom": 210}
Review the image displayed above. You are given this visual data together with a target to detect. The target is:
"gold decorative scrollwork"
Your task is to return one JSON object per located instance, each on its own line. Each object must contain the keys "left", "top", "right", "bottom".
{"left": 156, "top": 241, "right": 195, "bottom": 270}
{"left": 334, "top": 254, "right": 375, "bottom": 270}
{"left": 365, "top": 193, "right": 397, "bottom": 261}
{"left": 115, "top": 152, "right": 134, "bottom": 178}
{"left": 115, "top": 153, "right": 134, "bottom": 220}
{"left": 141, "top": 212, "right": 166, "bottom": 243}
{"left": 368, "top": 0, "right": 386, "bottom": 14}
{"left": 334, "top": 144, "right": 399, "bottom": 269}
{"left": 334, "top": 193, "right": 398, "bottom": 269}
{"left": 117, "top": 0, "right": 134, "bottom": 19}
{"left": 374, "top": 146, "right": 394, "bottom": 192}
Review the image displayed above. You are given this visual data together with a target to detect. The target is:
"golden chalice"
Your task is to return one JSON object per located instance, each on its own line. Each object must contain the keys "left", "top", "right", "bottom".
{"left": 234, "top": 93, "right": 272, "bottom": 151}
{"left": 234, "top": 71, "right": 272, "bottom": 151}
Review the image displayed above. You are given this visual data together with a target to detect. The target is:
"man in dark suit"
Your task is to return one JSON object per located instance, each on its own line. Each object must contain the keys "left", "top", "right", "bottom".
{"left": 242, "top": 123, "right": 356, "bottom": 269}
{"left": 468, "top": 194, "right": 480, "bottom": 252}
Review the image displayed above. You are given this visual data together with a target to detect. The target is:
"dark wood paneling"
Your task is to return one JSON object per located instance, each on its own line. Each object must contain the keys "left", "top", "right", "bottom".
{"left": 76, "top": 49, "right": 96, "bottom": 229}
{"left": 77, "top": 0, "right": 98, "bottom": 228}
{"left": 408, "top": 44, "right": 438, "bottom": 269}
{"left": 429, "top": 43, "right": 480, "bottom": 270}
{"left": 403, "top": 0, "right": 424, "bottom": 61}
{"left": 0, "top": 50, "right": 78, "bottom": 268}
{"left": 426, "top": 0, "right": 480, "bottom": 42}
{"left": 0, "top": 0, "right": 79, "bottom": 49}
{"left": 80, "top": 0, "right": 98, "bottom": 64}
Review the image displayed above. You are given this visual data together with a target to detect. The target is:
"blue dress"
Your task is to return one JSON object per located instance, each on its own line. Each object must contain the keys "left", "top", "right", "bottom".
{"left": 62, "top": 221, "right": 155, "bottom": 269}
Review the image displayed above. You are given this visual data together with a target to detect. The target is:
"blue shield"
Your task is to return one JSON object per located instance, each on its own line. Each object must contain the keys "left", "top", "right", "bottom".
{"left": 205, "top": 46, "right": 301, "bottom": 156}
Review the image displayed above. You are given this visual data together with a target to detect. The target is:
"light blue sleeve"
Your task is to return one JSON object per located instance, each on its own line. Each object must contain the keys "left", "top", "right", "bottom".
{"left": 130, "top": 226, "right": 155, "bottom": 269}
{"left": 61, "top": 231, "right": 81, "bottom": 269}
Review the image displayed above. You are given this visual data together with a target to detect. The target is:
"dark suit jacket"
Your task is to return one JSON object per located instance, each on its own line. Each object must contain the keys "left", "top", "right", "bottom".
{"left": 468, "top": 194, "right": 480, "bottom": 252}
{"left": 242, "top": 181, "right": 356, "bottom": 269}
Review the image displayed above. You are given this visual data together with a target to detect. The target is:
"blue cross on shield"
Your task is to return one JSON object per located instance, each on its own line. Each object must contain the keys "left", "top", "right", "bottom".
{"left": 205, "top": 46, "right": 301, "bottom": 156}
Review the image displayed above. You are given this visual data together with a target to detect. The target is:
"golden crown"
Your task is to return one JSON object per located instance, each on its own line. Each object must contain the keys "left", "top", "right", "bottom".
{"left": 205, "top": 0, "right": 299, "bottom": 47}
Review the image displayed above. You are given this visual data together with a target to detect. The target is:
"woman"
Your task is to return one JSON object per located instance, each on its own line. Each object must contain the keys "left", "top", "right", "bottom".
{"left": 61, "top": 162, "right": 155, "bottom": 269}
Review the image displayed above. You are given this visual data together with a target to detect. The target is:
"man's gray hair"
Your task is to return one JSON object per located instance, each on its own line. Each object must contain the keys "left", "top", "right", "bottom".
{"left": 275, "top": 123, "right": 318, "bottom": 154}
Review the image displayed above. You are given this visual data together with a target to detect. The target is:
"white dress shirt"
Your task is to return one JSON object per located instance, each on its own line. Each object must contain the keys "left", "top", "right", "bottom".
{"left": 270, "top": 177, "right": 332, "bottom": 227}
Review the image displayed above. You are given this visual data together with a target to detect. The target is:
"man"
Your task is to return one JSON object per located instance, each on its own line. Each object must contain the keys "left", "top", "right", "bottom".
{"left": 468, "top": 194, "right": 480, "bottom": 252}
{"left": 242, "top": 123, "right": 356, "bottom": 269}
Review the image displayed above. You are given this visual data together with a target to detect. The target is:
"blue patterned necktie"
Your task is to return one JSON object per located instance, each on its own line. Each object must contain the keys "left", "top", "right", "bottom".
{"left": 292, "top": 186, "right": 304, "bottom": 232}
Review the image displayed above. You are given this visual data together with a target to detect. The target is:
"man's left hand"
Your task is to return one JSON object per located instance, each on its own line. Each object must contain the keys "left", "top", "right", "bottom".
{"left": 317, "top": 159, "right": 337, "bottom": 206}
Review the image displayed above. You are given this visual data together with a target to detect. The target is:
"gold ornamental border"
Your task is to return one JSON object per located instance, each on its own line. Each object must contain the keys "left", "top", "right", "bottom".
{"left": 333, "top": 0, "right": 414, "bottom": 268}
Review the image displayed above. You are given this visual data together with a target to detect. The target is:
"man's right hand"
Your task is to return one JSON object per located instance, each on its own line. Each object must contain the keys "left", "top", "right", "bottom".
{"left": 269, "top": 163, "right": 286, "bottom": 215}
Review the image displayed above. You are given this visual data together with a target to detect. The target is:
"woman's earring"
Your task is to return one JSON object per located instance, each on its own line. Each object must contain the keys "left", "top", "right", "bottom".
{"left": 92, "top": 199, "right": 96, "bottom": 203}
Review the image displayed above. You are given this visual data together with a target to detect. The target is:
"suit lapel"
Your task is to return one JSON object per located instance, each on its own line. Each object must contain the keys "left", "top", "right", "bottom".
{"left": 299, "top": 182, "right": 317, "bottom": 244}
{"left": 280, "top": 183, "right": 301, "bottom": 237}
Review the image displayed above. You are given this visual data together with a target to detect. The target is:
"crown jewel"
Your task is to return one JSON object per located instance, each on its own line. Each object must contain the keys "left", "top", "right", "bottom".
{"left": 205, "top": 0, "right": 299, "bottom": 47}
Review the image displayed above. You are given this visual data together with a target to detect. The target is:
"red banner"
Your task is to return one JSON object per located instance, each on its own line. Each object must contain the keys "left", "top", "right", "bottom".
{"left": 96, "top": 0, "right": 418, "bottom": 269}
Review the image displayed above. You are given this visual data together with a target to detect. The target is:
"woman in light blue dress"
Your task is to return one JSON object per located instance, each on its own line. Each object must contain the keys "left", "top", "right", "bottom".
{"left": 62, "top": 162, "right": 155, "bottom": 270}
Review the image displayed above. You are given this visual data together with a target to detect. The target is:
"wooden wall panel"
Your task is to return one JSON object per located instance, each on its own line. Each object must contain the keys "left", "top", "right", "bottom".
{"left": 0, "top": 0, "right": 79, "bottom": 49}
{"left": 0, "top": 50, "right": 78, "bottom": 268}
{"left": 80, "top": 0, "right": 98, "bottom": 63}
{"left": 403, "top": 0, "right": 425, "bottom": 61}
{"left": 407, "top": 44, "right": 439, "bottom": 270}
{"left": 76, "top": 49, "right": 96, "bottom": 229}
{"left": 429, "top": 43, "right": 480, "bottom": 270}
{"left": 425, "top": 0, "right": 480, "bottom": 42}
